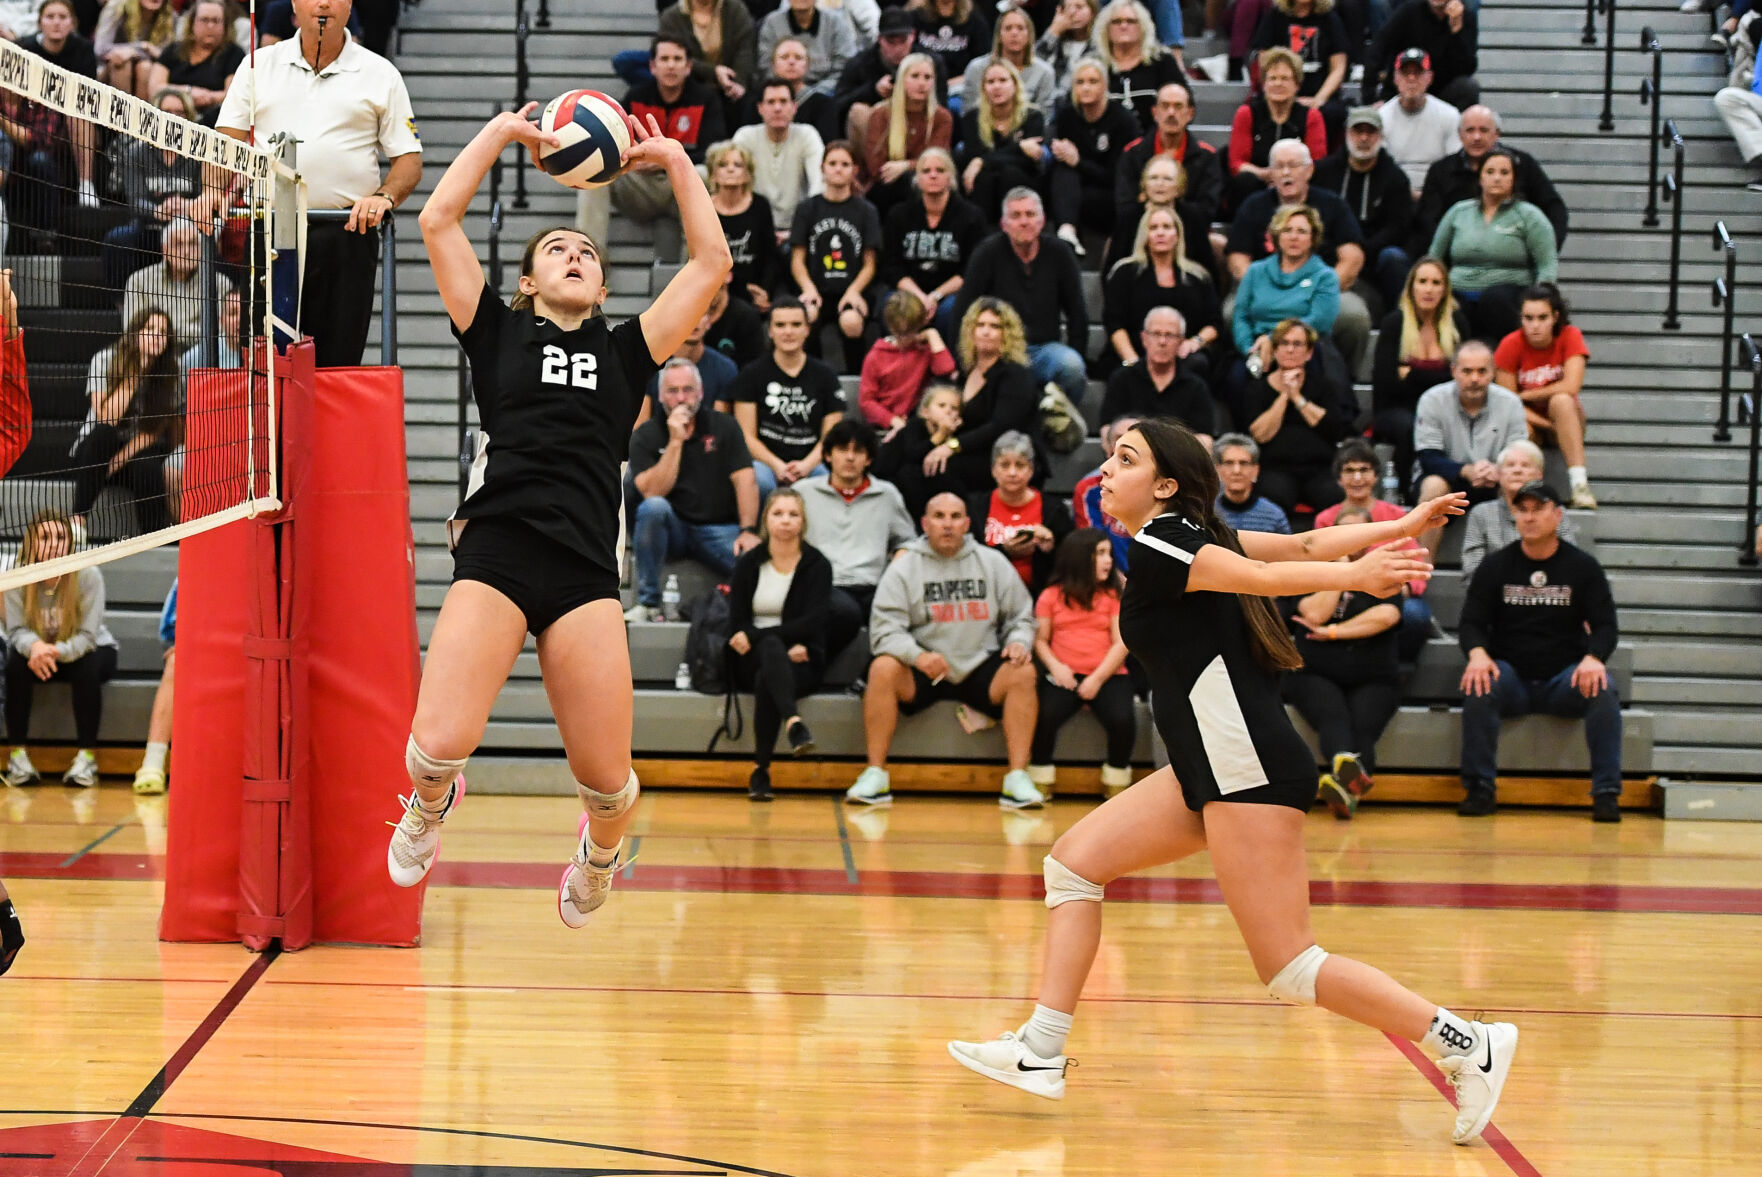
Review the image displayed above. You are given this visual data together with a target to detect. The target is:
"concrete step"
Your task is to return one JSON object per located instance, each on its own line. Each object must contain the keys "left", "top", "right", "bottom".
{"left": 1649, "top": 705, "right": 1759, "bottom": 746}
{"left": 1630, "top": 674, "right": 1762, "bottom": 706}
{"left": 1654, "top": 744, "right": 1760, "bottom": 774}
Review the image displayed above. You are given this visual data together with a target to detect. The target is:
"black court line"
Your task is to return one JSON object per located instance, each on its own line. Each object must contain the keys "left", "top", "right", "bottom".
{"left": 831, "top": 798, "right": 857, "bottom": 884}
{"left": 58, "top": 820, "right": 131, "bottom": 868}
{"left": 121, "top": 945, "right": 281, "bottom": 1118}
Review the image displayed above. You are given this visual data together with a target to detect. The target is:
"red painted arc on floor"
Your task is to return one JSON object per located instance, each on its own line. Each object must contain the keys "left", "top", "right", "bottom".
{"left": 4, "top": 850, "right": 1761, "bottom": 915}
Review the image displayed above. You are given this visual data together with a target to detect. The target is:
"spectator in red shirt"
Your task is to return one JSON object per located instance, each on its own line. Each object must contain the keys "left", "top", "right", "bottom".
{"left": 859, "top": 291, "right": 956, "bottom": 434}
{"left": 1494, "top": 282, "right": 1595, "bottom": 509}
{"left": 1226, "top": 47, "right": 1328, "bottom": 214}
{"left": 1026, "top": 527, "right": 1135, "bottom": 797}
{"left": 0, "top": 270, "right": 29, "bottom": 479}
{"left": 966, "top": 429, "right": 1072, "bottom": 593}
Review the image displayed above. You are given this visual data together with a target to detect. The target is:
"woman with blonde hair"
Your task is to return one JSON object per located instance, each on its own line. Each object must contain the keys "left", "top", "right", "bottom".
{"left": 726, "top": 487, "right": 833, "bottom": 802}
{"left": 1227, "top": 47, "right": 1329, "bottom": 211}
{"left": 956, "top": 59, "right": 1046, "bottom": 221}
{"left": 877, "top": 147, "right": 986, "bottom": 342}
{"left": 1091, "top": 0, "right": 1183, "bottom": 131}
{"left": 94, "top": 0, "right": 179, "bottom": 98}
{"left": 1104, "top": 152, "right": 1206, "bottom": 274}
{"left": 960, "top": 8, "right": 1056, "bottom": 118}
{"left": 862, "top": 52, "right": 952, "bottom": 218}
{"left": 932, "top": 297, "right": 1038, "bottom": 494}
{"left": 1103, "top": 205, "right": 1222, "bottom": 378}
{"left": 1047, "top": 55, "right": 1140, "bottom": 254}
{"left": 707, "top": 140, "right": 783, "bottom": 308}
{"left": 1232, "top": 203, "right": 1338, "bottom": 390}
{"left": 1371, "top": 256, "right": 1469, "bottom": 497}
{"left": 2, "top": 509, "right": 119, "bottom": 789}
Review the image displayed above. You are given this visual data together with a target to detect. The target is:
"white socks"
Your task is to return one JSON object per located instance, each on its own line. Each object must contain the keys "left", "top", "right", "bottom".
{"left": 1022, "top": 1004, "right": 1073, "bottom": 1059}
{"left": 142, "top": 741, "right": 169, "bottom": 775}
{"left": 585, "top": 835, "right": 620, "bottom": 868}
{"left": 1422, "top": 1006, "right": 1482, "bottom": 1059}
{"left": 1569, "top": 465, "right": 1589, "bottom": 491}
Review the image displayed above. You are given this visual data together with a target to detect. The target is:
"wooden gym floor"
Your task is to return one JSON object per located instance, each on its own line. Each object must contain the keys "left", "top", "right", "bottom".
{"left": 2, "top": 782, "right": 1760, "bottom": 1176}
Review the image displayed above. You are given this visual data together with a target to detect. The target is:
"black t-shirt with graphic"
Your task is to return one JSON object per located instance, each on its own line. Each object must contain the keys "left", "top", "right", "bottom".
{"left": 728, "top": 353, "right": 845, "bottom": 463}
{"left": 721, "top": 195, "right": 784, "bottom": 301}
{"left": 880, "top": 193, "right": 988, "bottom": 293}
{"left": 452, "top": 284, "right": 659, "bottom": 573}
{"left": 789, "top": 192, "right": 883, "bottom": 301}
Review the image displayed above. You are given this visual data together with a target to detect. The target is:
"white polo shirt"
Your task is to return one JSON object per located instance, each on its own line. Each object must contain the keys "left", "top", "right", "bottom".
{"left": 216, "top": 31, "right": 421, "bottom": 210}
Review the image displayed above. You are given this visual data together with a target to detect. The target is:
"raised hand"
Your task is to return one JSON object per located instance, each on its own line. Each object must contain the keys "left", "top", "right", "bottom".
{"left": 1399, "top": 491, "right": 1469, "bottom": 538}
{"left": 1352, "top": 542, "right": 1432, "bottom": 598}
{"left": 623, "top": 112, "right": 685, "bottom": 172}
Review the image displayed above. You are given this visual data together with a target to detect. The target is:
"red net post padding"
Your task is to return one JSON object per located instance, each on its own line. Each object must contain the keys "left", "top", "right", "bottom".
{"left": 162, "top": 350, "right": 423, "bottom": 948}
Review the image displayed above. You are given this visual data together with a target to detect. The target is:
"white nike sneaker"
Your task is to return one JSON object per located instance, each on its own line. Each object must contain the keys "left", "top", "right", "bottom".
{"left": 63, "top": 750, "right": 99, "bottom": 788}
{"left": 947, "top": 1026, "right": 1071, "bottom": 1100}
{"left": 1437, "top": 1021, "right": 1519, "bottom": 1144}
{"left": 998, "top": 769, "right": 1046, "bottom": 810}
{"left": 3, "top": 749, "right": 40, "bottom": 788}
{"left": 385, "top": 776, "right": 464, "bottom": 888}
{"left": 558, "top": 813, "right": 622, "bottom": 929}
{"left": 844, "top": 765, "right": 892, "bottom": 806}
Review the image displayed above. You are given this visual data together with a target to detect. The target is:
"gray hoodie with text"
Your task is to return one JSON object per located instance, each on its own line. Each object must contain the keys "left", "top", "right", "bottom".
{"left": 868, "top": 535, "right": 1036, "bottom": 682}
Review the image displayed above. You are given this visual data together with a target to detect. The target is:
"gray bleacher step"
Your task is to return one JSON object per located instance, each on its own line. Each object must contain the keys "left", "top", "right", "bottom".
{"left": 1595, "top": 542, "right": 1762, "bottom": 571}
{"left": 1621, "top": 607, "right": 1762, "bottom": 638}
{"left": 1648, "top": 706, "right": 1760, "bottom": 746}
{"left": 1631, "top": 675, "right": 1762, "bottom": 706}
{"left": 1654, "top": 745, "right": 1760, "bottom": 775}
{"left": 1631, "top": 639, "right": 1762, "bottom": 676}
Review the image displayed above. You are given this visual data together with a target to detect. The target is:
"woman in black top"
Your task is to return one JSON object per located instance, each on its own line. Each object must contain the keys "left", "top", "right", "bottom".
{"left": 1280, "top": 503, "right": 1404, "bottom": 819}
{"left": 1103, "top": 204, "right": 1222, "bottom": 380}
{"left": 930, "top": 297, "right": 1038, "bottom": 494}
{"left": 1229, "top": 318, "right": 1356, "bottom": 515}
{"left": 1046, "top": 56, "right": 1139, "bottom": 251}
{"left": 706, "top": 140, "right": 783, "bottom": 309}
{"left": 386, "top": 108, "right": 733, "bottom": 930}
{"left": 726, "top": 487, "right": 832, "bottom": 801}
{"left": 879, "top": 148, "right": 986, "bottom": 341}
{"left": 956, "top": 59, "right": 1046, "bottom": 222}
{"left": 1371, "top": 257, "right": 1467, "bottom": 501}
{"left": 145, "top": 0, "right": 243, "bottom": 124}
{"left": 1105, "top": 152, "right": 1216, "bottom": 278}
{"left": 909, "top": 0, "right": 992, "bottom": 87}
{"left": 1093, "top": 0, "right": 1183, "bottom": 132}
{"left": 948, "top": 420, "right": 1519, "bottom": 1149}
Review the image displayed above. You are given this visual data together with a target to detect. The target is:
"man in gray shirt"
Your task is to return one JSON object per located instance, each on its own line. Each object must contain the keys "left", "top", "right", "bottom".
{"left": 1412, "top": 339, "right": 1527, "bottom": 558}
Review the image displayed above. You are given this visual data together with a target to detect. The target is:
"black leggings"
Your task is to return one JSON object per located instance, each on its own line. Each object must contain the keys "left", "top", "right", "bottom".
{"left": 1281, "top": 670, "right": 1400, "bottom": 774}
{"left": 1047, "top": 166, "right": 1115, "bottom": 237}
{"left": 70, "top": 423, "right": 174, "bottom": 533}
{"left": 732, "top": 631, "right": 822, "bottom": 768}
{"left": 1030, "top": 674, "right": 1137, "bottom": 767}
{"left": 6, "top": 645, "right": 119, "bottom": 746}
{"left": 827, "top": 585, "right": 874, "bottom": 667}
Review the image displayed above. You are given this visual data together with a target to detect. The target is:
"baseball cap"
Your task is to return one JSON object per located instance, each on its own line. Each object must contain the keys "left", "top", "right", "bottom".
{"left": 1396, "top": 48, "right": 1432, "bottom": 71}
{"left": 1346, "top": 105, "right": 1382, "bottom": 130}
{"left": 878, "top": 8, "right": 914, "bottom": 36}
{"left": 1512, "top": 481, "right": 1562, "bottom": 507}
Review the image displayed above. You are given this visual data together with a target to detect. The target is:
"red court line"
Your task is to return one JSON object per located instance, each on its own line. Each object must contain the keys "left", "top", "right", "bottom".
{"left": 1384, "top": 1032, "right": 1542, "bottom": 1177}
{"left": 7, "top": 850, "right": 1762, "bottom": 915}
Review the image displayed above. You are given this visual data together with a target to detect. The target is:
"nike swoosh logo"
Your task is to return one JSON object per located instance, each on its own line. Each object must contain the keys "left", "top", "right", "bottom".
{"left": 1016, "top": 1061, "right": 1063, "bottom": 1073}
{"left": 1477, "top": 1037, "right": 1495, "bottom": 1074}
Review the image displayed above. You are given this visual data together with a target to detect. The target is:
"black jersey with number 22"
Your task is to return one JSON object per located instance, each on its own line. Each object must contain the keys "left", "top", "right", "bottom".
{"left": 452, "top": 283, "right": 659, "bottom": 576}
{"left": 1119, "top": 513, "right": 1317, "bottom": 812}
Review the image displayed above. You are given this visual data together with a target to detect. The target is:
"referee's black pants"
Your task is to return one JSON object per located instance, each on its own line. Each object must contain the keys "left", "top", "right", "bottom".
{"left": 731, "top": 633, "right": 822, "bottom": 769}
{"left": 1030, "top": 675, "right": 1137, "bottom": 768}
{"left": 303, "top": 220, "right": 381, "bottom": 368}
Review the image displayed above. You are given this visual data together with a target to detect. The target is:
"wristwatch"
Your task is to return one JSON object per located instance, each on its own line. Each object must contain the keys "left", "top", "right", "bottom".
{"left": 945, "top": 437, "right": 961, "bottom": 454}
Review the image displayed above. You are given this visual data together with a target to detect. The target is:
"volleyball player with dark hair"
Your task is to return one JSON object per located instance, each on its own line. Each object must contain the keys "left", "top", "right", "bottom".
{"left": 385, "top": 106, "right": 732, "bottom": 929}
{"left": 949, "top": 419, "right": 1521, "bottom": 1147}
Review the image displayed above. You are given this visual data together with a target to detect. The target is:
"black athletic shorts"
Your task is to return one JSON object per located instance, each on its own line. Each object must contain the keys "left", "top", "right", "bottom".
{"left": 899, "top": 651, "right": 1008, "bottom": 717}
{"left": 1178, "top": 773, "right": 1319, "bottom": 814}
{"left": 452, "top": 516, "right": 621, "bottom": 636}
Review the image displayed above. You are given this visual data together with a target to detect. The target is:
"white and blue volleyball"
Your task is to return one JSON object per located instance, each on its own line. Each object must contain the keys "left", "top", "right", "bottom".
{"left": 537, "top": 90, "right": 632, "bottom": 189}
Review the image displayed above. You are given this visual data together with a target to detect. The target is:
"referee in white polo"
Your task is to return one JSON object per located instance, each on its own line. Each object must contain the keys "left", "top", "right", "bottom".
{"left": 216, "top": 0, "right": 422, "bottom": 367}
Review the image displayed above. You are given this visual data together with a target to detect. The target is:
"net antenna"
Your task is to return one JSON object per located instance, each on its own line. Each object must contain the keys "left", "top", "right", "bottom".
{"left": 0, "top": 37, "right": 303, "bottom": 593}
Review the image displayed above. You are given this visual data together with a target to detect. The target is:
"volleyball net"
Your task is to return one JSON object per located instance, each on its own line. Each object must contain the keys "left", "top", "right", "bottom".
{"left": 0, "top": 40, "right": 298, "bottom": 592}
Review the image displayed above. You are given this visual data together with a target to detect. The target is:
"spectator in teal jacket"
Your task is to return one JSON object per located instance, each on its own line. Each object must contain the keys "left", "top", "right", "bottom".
{"left": 1428, "top": 146, "right": 1557, "bottom": 343}
{"left": 1231, "top": 203, "right": 1340, "bottom": 395}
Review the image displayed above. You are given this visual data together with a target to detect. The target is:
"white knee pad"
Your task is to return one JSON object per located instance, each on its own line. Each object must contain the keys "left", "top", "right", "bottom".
{"left": 1042, "top": 854, "right": 1104, "bottom": 909}
{"left": 1266, "top": 944, "right": 1330, "bottom": 1006}
{"left": 407, "top": 735, "right": 467, "bottom": 791}
{"left": 578, "top": 768, "right": 639, "bottom": 821}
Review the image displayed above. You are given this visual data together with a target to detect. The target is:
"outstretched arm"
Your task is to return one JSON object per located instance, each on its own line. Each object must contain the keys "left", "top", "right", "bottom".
{"left": 1236, "top": 493, "right": 1468, "bottom": 563}
{"left": 419, "top": 106, "right": 558, "bottom": 330}
{"left": 1189, "top": 540, "right": 1431, "bottom": 601}
{"left": 633, "top": 115, "right": 734, "bottom": 364}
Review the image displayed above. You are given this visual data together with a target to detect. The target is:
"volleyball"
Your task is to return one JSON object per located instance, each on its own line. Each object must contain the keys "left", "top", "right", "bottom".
{"left": 536, "top": 90, "right": 632, "bottom": 190}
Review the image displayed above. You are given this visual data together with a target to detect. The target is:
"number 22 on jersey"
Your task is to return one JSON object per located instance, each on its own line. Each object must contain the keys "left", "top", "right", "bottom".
{"left": 540, "top": 344, "right": 599, "bottom": 390}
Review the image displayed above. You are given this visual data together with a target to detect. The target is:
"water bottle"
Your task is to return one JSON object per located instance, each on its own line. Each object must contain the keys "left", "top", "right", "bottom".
{"left": 674, "top": 661, "right": 693, "bottom": 691}
{"left": 661, "top": 574, "right": 681, "bottom": 622}
{"left": 1382, "top": 459, "right": 1400, "bottom": 503}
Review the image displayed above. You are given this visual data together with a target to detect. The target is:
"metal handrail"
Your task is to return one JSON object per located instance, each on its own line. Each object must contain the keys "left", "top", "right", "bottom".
{"left": 1583, "top": 0, "right": 1598, "bottom": 45}
{"left": 1599, "top": 0, "right": 1618, "bottom": 131}
{"left": 1639, "top": 26, "right": 1663, "bottom": 226}
{"left": 536, "top": 0, "right": 551, "bottom": 28}
{"left": 1660, "top": 119, "right": 1685, "bottom": 331}
{"left": 513, "top": 2, "right": 531, "bottom": 209}
{"left": 305, "top": 209, "right": 398, "bottom": 366}
{"left": 1713, "top": 221, "right": 1737, "bottom": 443}
{"left": 1738, "top": 334, "right": 1760, "bottom": 567}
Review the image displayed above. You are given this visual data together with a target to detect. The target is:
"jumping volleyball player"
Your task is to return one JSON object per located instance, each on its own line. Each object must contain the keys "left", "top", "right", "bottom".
{"left": 384, "top": 106, "right": 732, "bottom": 925}
{"left": 949, "top": 419, "right": 1519, "bottom": 1145}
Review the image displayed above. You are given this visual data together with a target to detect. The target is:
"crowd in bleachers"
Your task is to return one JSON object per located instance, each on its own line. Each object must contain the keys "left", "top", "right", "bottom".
{"left": 608, "top": 0, "right": 1633, "bottom": 819}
